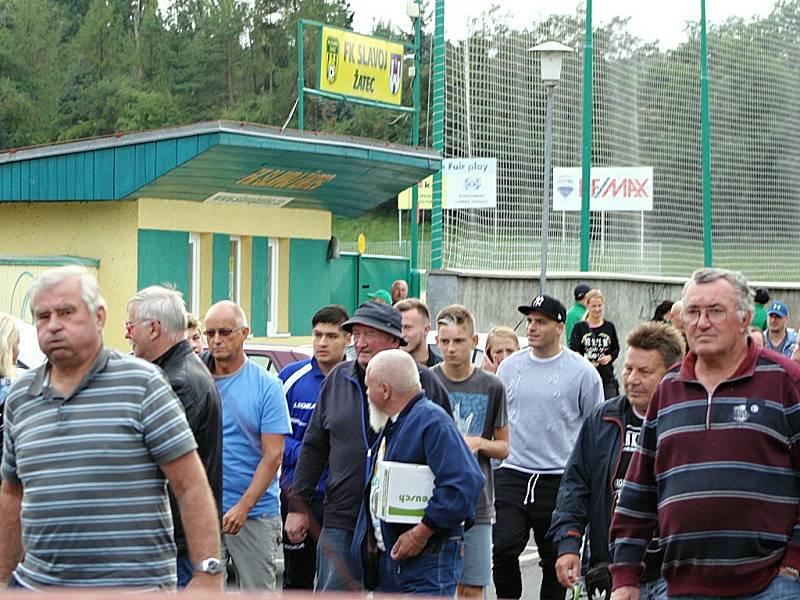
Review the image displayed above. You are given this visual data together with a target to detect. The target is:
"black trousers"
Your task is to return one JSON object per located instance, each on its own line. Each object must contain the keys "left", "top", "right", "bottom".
{"left": 492, "top": 468, "right": 562, "bottom": 600}
{"left": 281, "top": 491, "right": 325, "bottom": 590}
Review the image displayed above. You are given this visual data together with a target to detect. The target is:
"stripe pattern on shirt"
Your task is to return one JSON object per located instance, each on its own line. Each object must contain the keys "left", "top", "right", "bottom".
{"left": 2, "top": 349, "right": 197, "bottom": 589}
{"left": 609, "top": 347, "right": 800, "bottom": 597}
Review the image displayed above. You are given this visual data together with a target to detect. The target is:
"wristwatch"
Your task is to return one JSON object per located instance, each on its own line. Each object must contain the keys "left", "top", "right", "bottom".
{"left": 193, "top": 557, "right": 224, "bottom": 575}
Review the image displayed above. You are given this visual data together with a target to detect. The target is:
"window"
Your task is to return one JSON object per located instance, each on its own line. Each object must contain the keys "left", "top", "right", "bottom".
{"left": 229, "top": 236, "right": 241, "bottom": 303}
{"left": 188, "top": 233, "right": 200, "bottom": 316}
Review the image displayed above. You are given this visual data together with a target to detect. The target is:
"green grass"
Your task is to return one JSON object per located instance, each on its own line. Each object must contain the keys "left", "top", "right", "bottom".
{"left": 333, "top": 207, "right": 431, "bottom": 243}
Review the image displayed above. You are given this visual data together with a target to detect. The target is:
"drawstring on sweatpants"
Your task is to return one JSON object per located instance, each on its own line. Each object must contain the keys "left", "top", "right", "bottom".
{"left": 523, "top": 473, "right": 539, "bottom": 505}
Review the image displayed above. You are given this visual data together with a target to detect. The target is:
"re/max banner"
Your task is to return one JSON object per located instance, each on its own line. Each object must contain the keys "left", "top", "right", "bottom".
{"left": 319, "top": 26, "right": 404, "bottom": 106}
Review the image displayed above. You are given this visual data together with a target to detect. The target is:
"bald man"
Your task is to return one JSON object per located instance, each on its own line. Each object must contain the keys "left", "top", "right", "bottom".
{"left": 352, "top": 350, "right": 484, "bottom": 595}
{"left": 202, "top": 301, "right": 291, "bottom": 590}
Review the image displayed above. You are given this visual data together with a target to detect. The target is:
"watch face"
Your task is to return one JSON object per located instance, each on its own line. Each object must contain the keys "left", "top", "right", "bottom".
{"left": 197, "top": 558, "right": 224, "bottom": 574}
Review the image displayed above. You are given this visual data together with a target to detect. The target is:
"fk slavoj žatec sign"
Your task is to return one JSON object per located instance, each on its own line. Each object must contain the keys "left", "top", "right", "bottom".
{"left": 319, "top": 26, "right": 404, "bottom": 106}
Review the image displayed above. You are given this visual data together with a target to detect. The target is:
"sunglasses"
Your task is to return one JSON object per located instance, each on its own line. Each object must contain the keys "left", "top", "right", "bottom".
{"left": 203, "top": 327, "right": 243, "bottom": 339}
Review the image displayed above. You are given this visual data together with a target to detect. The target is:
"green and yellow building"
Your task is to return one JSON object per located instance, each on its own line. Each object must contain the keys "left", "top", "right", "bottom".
{"left": 0, "top": 121, "right": 438, "bottom": 349}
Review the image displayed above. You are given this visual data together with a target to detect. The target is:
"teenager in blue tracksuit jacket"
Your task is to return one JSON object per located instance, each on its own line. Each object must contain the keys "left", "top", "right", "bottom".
{"left": 351, "top": 392, "right": 485, "bottom": 595}
{"left": 278, "top": 356, "right": 328, "bottom": 589}
{"left": 279, "top": 357, "right": 328, "bottom": 495}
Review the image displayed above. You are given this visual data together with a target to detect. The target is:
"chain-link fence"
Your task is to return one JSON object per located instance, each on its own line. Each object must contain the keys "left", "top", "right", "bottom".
{"left": 439, "top": 1, "right": 799, "bottom": 280}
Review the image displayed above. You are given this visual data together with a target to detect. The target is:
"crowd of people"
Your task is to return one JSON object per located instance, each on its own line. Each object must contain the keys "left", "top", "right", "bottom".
{"left": 0, "top": 265, "right": 800, "bottom": 600}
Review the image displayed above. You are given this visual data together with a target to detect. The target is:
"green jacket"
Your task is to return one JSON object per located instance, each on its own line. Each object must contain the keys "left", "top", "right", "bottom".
{"left": 750, "top": 303, "right": 767, "bottom": 330}
{"left": 566, "top": 301, "right": 588, "bottom": 342}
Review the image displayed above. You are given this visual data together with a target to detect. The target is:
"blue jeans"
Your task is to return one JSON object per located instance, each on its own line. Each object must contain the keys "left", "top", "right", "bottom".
{"left": 670, "top": 574, "right": 800, "bottom": 600}
{"left": 641, "top": 577, "right": 667, "bottom": 600}
{"left": 315, "top": 526, "right": 363, "bottom": 592}
{"left": 176, "top": 551, "right": 193, "bottom": 588}
{"left": 379, "top": 538, "right": 463, "bottom": 596}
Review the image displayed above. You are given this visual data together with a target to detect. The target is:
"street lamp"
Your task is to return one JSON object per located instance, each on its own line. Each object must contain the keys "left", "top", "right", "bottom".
{"left": 528, "top": 41, "right": 572, "bottom": 294}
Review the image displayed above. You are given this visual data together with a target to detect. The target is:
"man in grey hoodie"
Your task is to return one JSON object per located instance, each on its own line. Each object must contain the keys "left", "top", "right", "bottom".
{"left": 493, "top": 294, "right": 604, "bottom": 600}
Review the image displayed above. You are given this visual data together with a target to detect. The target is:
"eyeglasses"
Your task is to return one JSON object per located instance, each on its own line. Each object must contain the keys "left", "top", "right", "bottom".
{"left": 683, "top": 306, "right": 737, "bottom": 325}
{"left": 125, "top": 319, "right": 153, "bottom": 334}
{"left": 204, "top": 327, "right": 243, "bottom": 339}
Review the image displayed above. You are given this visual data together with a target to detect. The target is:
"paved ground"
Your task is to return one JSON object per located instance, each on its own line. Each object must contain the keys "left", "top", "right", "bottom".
{"left": 488, "top": 544, "right": 544, "bottom": 600}
{"left": 275, "top": 542, "right": 549, "bottom": 598}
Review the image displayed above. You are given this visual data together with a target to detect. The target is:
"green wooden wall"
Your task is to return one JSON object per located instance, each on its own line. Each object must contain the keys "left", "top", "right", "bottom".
{"left": 251, "top": 237, "right": 269, "bottom": 336}
{"left": 137, "top": 230, "right": 189, "bottom": 296}
{"left": 211, "top": 234, "right": 230, "bottom": 303}
{"left": 289, "top": 239, "right": 331, "bottom": 336}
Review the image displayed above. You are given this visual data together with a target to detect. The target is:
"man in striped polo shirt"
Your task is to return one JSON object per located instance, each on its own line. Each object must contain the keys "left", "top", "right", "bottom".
{"left": 610, "top": 268, "right": 800, "bottom": 599}
{"left": 0, "top": 266, "right": 222, "bottom": 590}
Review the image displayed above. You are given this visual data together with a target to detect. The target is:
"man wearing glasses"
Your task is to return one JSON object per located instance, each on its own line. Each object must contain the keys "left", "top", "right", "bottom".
{"left": 125, "top": 286, "right": 222, "bottom": 587}
{"left": 202, "top": 301, "right": 291, "bottom": 590}
{"left": 610, "top": 268, "right": 800, "bottom": 600}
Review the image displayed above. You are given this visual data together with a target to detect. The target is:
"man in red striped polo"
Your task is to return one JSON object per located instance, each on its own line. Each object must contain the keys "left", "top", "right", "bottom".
{"left": 609, "top": 268, "right": 800, "bottom": 600}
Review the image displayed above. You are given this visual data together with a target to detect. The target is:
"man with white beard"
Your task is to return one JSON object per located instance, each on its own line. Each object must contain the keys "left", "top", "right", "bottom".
{"left": 353, "top": 350, "right": 484, "bottom": 596}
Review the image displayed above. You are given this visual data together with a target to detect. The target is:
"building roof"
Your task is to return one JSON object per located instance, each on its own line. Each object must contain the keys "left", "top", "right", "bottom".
{"left": 0, "top": 121, "right": 440, "bottom": 217}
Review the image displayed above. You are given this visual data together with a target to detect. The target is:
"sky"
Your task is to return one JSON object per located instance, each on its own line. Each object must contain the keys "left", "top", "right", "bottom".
{"left": 349, "top": 0, "right": 778, "bottom": 48}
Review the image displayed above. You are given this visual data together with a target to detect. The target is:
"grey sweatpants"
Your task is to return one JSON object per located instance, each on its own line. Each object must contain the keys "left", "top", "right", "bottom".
{"left": 222, "top": 514, "right": 282, "bottom": 590}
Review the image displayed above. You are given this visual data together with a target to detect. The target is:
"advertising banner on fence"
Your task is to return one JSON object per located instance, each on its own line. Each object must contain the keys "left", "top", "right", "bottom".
{"left": 443, "top": 158, "right": 497, "bottom": 209}
{"left": 319, "top": 26, "right": 404, "bottom": 106}
{"left": 553, "top": 167, "right": 653, "bottom": 211}
{"left": 398, "top": 175, "right": 436, "bottom": 210}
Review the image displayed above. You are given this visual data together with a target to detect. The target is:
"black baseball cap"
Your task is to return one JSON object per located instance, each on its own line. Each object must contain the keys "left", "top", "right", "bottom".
{"left": 574, "top": 283, "right": 591, "bottom": 301}
{"left": 342, "top": 302, "right": 407, "bottom": 346}
{"left": 518, "top": 294, "right": 567, "bottom": 323}
{"left": 754, "top": 287, "right": 770, "bottom": 305}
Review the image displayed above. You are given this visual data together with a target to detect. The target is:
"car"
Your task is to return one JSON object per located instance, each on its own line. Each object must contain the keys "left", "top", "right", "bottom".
{"left": 243, "top": 343, "right": 311, "bottom": 375}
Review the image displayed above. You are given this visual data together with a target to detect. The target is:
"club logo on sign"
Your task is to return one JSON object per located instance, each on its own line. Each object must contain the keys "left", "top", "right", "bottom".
{"left": 326, "top": 37, "right": 340, "bottom": 84}
{"left": 389, "top": 53, "right": 402, "bottom": 95}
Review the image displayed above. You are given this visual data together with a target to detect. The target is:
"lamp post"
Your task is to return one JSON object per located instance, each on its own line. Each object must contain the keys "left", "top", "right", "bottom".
{"left": 528, "top": 41, "right": 572, "bottom": 294}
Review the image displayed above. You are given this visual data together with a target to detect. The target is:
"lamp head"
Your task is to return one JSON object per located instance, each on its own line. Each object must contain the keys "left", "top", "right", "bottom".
{"left": 528, "top": 41, "right": 573, "bottom": 86}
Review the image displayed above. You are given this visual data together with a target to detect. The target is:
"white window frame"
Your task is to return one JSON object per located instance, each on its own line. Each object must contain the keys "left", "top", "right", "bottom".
{"left": 188, "top": 233, "right": 200, "bottom": 316}
{"left": 229, "top": 236, "right": 241, "bottom": 304}
{"left": 268, "top": 239, "right": 279, "bottom": 336}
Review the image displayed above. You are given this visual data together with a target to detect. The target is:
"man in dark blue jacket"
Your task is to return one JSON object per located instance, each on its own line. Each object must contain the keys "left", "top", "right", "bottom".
{"left": 353, "top": 349, "right": 484, "bottom": 595}
{"left": 278, "top": 305, "right": 350, "bottom": 589}
{"left": 547, "top": 321, "right": 683, "bottom": 600}
{"left": 285, "top": 302, "right": 451, "bottom": 592}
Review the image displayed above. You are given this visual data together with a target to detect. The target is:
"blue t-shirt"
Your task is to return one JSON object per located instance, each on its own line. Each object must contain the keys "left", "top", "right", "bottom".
{"left": 214, "top": 359, "right": 292, "bottom": 517}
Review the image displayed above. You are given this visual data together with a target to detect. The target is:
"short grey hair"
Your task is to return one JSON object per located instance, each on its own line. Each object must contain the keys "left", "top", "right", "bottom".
{"left": 205, "top": 300, "right": 249, "bottom": 328}
{"left": 127, "top": 286, "right": 188, "bottom": 342}
{"left": 28, "top": 266, "right": 106, "bottom": 317}
{"left": 366, "top": 349, "right": 421, "bottom": 396}
{"left": 683, "top": 268, "right": 753, "bottom": 314}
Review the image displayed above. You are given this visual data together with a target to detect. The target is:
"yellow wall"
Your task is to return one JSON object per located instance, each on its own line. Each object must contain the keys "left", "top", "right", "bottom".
{"left": 0, "top": 202, "right": 139, "bottom": 351}
{"left": 0, "top": 198, "right": 330, "bottom": 352}
{"left": 137, "top": 198, "right": 331, "bottom": 240}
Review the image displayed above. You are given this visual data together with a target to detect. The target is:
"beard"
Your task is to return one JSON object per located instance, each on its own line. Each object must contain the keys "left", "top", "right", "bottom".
{"left": 368, "top": 400, "right": 390, "bottom": 433}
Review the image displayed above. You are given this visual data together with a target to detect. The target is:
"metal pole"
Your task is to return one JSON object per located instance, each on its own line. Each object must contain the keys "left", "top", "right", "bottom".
{"left": 409, "top": 0, "right": 422, "bottom": 297}
{"left": 580, "top": 0, "right": 593, "bottom": 271}
{"left": 700, "top": 0, "right": 713, "bottom": 267}
{"left": 539, "top": 86, "right": 555, "bottom": 294}
{"left": 297, "top": 20, "right": 305, "bottom": 131}
{"left": 430, "top": 0, "right": 445, "bottom": 270}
